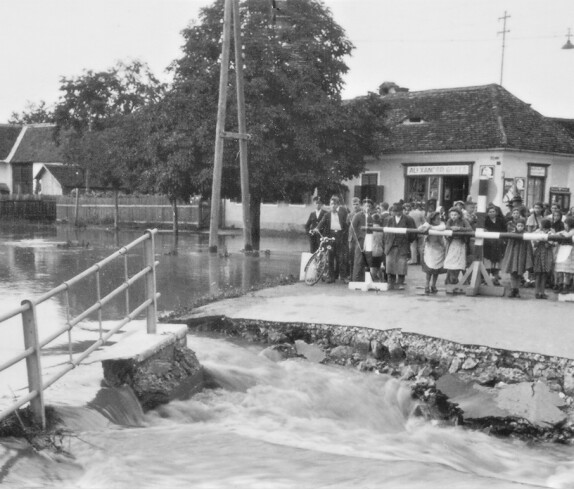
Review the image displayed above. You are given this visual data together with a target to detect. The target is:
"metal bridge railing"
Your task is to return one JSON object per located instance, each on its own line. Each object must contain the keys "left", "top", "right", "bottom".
{"left": 0, "top": 229, "right": 160, "bottom": 429}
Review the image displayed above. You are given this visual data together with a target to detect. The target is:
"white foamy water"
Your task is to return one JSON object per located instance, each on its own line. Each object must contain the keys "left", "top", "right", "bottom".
{"left": 2, "top": 335, "right": 574, "bottom": 489}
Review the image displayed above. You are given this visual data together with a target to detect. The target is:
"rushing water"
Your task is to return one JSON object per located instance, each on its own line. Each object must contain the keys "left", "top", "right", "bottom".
{"left": 1, "top": 224, "right": 574, "bottom": 488}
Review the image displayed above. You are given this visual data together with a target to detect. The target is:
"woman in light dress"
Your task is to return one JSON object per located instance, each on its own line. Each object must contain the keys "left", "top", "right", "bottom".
{"left": 418, "top": 211, "right": 446, "bottom": 294}
{"left": 444, "top": 207, "right": 472, "bottom": 285}
{"left": 555, "top": 216, "right": 574, "bottom": 294}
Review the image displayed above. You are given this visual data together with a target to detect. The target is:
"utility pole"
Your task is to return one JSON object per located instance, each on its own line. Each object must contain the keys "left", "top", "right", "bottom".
{"left": 232, "top": 0, "right": 253, "bottom": 251}
{"left": 208, "top": 0, "right": 253, "bottom": 253}
{"left": 208, "top": 0, "right": 233, "bottom": 253}
{"left": 498, "top": 11, "right": 511, "bottom": 86}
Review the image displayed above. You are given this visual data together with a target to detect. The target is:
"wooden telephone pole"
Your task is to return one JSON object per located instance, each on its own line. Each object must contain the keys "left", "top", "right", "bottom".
{"left": 208, "top": 0, "right": 252, "bottom": 253}
{"left": 498, "top": 11, "right": 510, "bottom": 86}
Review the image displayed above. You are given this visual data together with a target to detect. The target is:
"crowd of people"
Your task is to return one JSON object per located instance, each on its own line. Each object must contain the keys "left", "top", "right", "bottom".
{"left": 305, "top": 194, "right": 574, "bottom": 298}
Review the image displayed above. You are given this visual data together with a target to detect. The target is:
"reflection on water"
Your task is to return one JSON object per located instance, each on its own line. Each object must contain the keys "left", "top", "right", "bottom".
{"left": 0, "top": 223, "right": 307, "bottom": 322}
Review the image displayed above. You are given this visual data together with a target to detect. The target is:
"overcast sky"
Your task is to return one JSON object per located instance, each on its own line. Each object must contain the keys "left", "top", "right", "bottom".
{"left": 1, "top": 0, "right": 573, "bottom": 123}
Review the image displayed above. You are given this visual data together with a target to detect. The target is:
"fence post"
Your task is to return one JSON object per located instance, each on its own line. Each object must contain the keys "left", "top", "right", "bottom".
{"left": 21, "top": 300, "right": 46, "bottom": 429}
{"left": 144, "top": 230, "right": 157, "bottom": 334}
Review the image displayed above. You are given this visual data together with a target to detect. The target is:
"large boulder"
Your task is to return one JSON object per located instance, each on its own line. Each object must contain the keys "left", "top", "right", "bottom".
{"left": 294, "top": 340, "right": 326, "bottom": 363}
{"left": 436, "top": 374, "right": 567, "bottom": 427}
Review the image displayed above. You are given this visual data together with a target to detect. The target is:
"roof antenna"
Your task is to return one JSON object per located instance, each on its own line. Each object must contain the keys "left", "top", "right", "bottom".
{"left": 498, "top": 11, "right": 511, "bottom": 86}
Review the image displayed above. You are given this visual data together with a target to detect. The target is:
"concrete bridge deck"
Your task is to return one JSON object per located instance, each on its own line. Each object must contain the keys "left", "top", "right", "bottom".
{"left": 182, "top": 266, "right": 573, "bottom": 360}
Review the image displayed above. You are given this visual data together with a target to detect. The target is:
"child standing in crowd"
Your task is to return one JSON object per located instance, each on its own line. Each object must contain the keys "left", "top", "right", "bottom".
{"left": 444, "top": 206, "right": 472, "bottom": 285}
{"left": 532, "top": 218, "right": 554, "bottom": 299}
{"left": 418, "top": 211, "right": 446, "bottom": 294}
{"left": 555, "top": 216, "right": 574, "bottom": 294}
{"left": 502, "top": 217, "right": 533, "bottom": 298}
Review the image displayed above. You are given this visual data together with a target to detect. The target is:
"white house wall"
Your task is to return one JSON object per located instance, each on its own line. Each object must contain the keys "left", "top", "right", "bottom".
{"left": 0, "top": 163, "right": 12, "bottom": 192}
{"left": 39, "top": 171, "right": 63, "bottom": 195}
{"left": 349, "top": 150, "right": 574, "bottom": 210}
{"left": 224, "top": 201, "right": 314, "bottom": 232}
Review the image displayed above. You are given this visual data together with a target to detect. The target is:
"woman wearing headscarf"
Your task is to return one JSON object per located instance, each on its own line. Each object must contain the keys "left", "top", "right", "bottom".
{"left": 444, "top": 206, "right": 472, "bottom": 285}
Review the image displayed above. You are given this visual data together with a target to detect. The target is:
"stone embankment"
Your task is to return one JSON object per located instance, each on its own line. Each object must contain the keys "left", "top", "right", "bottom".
{"left": 183, "top": 315, "right": 574, "bottom": 443}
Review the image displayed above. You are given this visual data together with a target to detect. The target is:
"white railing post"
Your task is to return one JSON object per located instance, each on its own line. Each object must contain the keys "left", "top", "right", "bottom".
{"left": 144, "top": 230, "right": 157, "bottom": 334}
{"left": 21, "top": 300, "right": 45, "bottom": 429}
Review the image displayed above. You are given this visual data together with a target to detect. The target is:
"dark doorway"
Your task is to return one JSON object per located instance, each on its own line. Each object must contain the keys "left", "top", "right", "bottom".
{"left": 442, "top": 176, "right": 469, "bottom": 210}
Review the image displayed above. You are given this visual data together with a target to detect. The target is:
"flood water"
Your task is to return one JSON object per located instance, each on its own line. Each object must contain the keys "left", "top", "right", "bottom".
{"left": 1, "top": 223, "right": 574, "bottom": 488}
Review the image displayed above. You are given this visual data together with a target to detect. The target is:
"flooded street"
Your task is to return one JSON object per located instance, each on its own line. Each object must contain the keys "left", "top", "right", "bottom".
{"left": 0, "top": 223, "right": 307, "bottom": 318}
{"left": 2, "top": 223, "right": 574, "bottom": 488}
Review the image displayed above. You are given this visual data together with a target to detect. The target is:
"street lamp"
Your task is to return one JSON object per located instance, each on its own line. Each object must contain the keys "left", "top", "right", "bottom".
{"left": 562, "top": 28, "right": 574, "bottom": 49}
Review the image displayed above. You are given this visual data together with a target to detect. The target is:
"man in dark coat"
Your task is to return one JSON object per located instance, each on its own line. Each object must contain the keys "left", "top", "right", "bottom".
{"left": 304, "top": 197, "right": 327, "bottom": 253}
{"left": 383, "top": 203, "right": 416, "bottom": 290}
{"left": 315, "top": 195, "right": 349, "bottom": 282}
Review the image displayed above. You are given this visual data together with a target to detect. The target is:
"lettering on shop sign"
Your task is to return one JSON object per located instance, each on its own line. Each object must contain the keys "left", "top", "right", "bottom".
{"left": 406, "top": 165, "right": 470, "bottom": 176}
{"left": 528, "top": 166, "right": 547, "bottom": 177}
{"left": 550, "top": 187, "right": 570, "bottom": 193}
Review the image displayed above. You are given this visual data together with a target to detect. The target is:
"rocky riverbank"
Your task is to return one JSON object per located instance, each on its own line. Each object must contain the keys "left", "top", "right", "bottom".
{"left": 182, "top": 315, "right": 574, "bottom": 444}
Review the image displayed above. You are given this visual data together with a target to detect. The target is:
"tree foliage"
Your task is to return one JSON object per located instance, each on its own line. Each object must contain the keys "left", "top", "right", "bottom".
{"left": 9, "top": 101, "right": 55, "bottom": 124}
{"left": 168, "top": 0, "right": 387, "bottom": 247}
{"left": 54, "top": 60, "right": 165, "bottom": 134}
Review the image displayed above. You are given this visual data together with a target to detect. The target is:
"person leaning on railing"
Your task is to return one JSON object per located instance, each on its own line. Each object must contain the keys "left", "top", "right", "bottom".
{"left": 443, "top": 206, "right": 472, "bottom": 286}
{"left": 383, "top": 203, "right": 416, "bottom": 290}
{"left": 483, "top": 204, "right": 507, "bottom": 286}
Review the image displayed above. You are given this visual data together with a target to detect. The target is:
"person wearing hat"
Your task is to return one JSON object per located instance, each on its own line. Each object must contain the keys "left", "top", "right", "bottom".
{"left": 347, "top": 197, "right": 362, "bottom": 280}
{"left": 305, "top": 196, "right": 327, "bottom": 253}
{"left": 350, "top": 198, "right": 375, "bottom": 281}
{"left": 315, "top": 195, "right": 349, "bottom": 282}
{"left": 383, "top": 203, "right": 416, "bottom": 290}
{"left": 444, "top": 206, "right": 472, "bottom": 286}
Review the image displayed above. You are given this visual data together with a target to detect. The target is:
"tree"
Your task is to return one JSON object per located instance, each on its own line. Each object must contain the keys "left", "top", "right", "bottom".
{"left": 54, "top": 60, "right": 166, "bottom": 228}
{"left": 9, "top": 101, "right": 55, "bottom": 124}
{"left": 54, "top": 60, "right": 165, "bottom": 134}
{"left": 169, "top": 0, "right": 387, "bottom": 249}
{"left": 135, "top": 101, "right": 204, "bottom": 235}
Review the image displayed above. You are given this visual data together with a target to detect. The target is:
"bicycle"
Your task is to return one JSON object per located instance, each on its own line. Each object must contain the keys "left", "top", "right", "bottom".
{"left": 304, "top": 232, "right": 335, "bottom": 286}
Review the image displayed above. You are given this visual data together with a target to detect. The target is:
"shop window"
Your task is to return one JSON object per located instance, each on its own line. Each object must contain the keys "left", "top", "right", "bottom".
{"left": 407, "top": 176, "right": 426, "bottom": 202}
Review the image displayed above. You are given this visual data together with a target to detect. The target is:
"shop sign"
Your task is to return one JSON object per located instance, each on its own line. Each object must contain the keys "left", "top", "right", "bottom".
{"left": 406, "top": 165, "right": 470, "bottom": 176}
{"left": 550, "top": 186, "right": 570, "bottom": 193}
{"left": 528, "top": 165, "right": 547, "bottom": 177}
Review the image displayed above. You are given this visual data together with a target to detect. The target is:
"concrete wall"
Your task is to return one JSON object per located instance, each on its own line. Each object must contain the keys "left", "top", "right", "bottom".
{"left": 225, "top": 201, "right": 314, "bottom": 232}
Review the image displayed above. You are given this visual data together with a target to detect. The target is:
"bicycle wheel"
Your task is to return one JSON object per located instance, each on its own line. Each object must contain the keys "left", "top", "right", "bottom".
{"left": 304, "top": 251, "right": 327, "bottom": 286}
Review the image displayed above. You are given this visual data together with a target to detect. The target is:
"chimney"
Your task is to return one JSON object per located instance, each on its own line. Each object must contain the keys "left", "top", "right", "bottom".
{"left": 378, "top": 81, "right": 409, "bottom": 96}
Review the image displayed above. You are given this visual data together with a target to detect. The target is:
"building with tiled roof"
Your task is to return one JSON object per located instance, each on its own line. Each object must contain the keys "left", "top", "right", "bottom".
{"left": 0, "top": 123, "right": 63, "bottom": 194}
{"left": 346, "top": 84, "right": 574, "bottom": 211}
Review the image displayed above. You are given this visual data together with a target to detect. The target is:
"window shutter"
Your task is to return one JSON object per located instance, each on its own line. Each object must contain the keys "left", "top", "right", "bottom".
{"left": 376, "top": 185, "right": 384, "bottom": 203}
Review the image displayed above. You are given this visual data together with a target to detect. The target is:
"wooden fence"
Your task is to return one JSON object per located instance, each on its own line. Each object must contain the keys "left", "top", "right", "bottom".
{"left": 56, "top": 195, "right": 210, "bottom": 227}
{"left": 0, "top": 195, "right": 56, "bottom": 221}
{"left": 0, "top": 195, "right": 212, "bottom": 228}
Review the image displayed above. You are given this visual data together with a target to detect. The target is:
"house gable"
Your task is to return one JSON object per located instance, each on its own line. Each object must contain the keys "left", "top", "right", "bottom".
{"left": 10, "top": 124, "right": 63, "bottom": 163}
